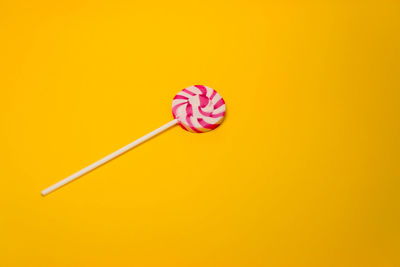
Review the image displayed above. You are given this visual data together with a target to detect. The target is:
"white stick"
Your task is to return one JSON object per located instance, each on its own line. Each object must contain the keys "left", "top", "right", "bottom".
{"left": 41, "top": 119, "right": 178, "bottom": 196}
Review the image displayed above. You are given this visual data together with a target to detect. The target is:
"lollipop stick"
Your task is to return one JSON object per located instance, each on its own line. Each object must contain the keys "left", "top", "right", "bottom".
{"left": 41, "top": 119, "right": 178, "bottom": 196}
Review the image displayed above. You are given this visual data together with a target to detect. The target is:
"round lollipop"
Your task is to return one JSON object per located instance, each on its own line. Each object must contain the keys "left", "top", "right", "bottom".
{"left": 41, "top": 85, "right": 226, "bottom": 196}
{"left": 172, "top": 85, "right": 226, "bottom": 133}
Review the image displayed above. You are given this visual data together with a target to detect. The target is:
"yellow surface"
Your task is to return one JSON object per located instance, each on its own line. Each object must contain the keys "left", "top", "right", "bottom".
{"left": 1, "top": 1, "right": 400, "bottom": 266}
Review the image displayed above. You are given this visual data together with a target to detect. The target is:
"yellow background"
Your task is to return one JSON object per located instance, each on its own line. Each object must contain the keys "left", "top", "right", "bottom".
{"left": 1, "top": 1, "right": 399, "bottom": 266}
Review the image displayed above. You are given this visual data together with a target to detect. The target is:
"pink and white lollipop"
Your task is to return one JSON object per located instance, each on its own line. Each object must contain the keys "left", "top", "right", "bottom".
{"left": 42, "top": 85, "right": 226, "bottom": 196}
{"left": 172, "top": 85, "right": 226, "bottom": 133}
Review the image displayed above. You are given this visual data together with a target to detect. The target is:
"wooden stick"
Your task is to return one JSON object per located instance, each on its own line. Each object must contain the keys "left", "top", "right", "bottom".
{"left": 41, "top": 119, "right": 178, "bottom": 196}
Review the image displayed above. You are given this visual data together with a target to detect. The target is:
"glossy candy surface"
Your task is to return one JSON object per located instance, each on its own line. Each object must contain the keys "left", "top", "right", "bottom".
{"left": 172, "top": 85, "right": 226, "bottom": 133}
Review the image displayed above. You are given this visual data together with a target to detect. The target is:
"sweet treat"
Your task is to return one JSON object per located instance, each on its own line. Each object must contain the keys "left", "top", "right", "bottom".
{"left": 42, "top": 85, "right": 226, "bottom": 195}
{"left": 172, "top": 85, "right": 226, "bottom": 133}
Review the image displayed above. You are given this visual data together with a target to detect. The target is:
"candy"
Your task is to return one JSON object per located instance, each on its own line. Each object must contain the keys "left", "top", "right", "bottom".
{"left": 42, "top": 85, "right": 226, "bottom": 196}
{"left": 172, "top": 85, "right": 226, "bottom": 133}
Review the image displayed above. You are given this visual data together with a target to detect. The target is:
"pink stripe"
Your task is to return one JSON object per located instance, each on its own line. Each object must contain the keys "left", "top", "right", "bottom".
{"left": 182, "top": 88, "right": 196, "bottom": 96}
{"left": 173, "top": 95, "right": 188, "bottom": 100}
{"left": 186, "top": 103, "right": 193, "bottom": 116}
{"left": 186, "top": 115, "right": 202, "bottom": 133}
{"left": 194, "top": 85, "right": 207, "bottom": 95}
{"left": 198, "top": 107, "right": 212, "bottom": 117}
{"left": 210, "top": 90, "right": 217, "bottom": 100}
{"left": 172, "top": 102, "right": 186, "bottom": 117}
{"left": 214, "top": 98, "right": 225, "bottom": 109}
{"left": 210, "top": 111, "right": 225, "bottom": 118}
{"left": 198, "top": 118, "right": 219, "bottom": 130}
{"left": 199, "top": 94, "right": 209, "bottom": 108}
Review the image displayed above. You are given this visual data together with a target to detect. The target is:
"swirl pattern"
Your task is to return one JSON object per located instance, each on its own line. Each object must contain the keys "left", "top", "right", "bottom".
{"left": 172, "top": 85, "right": 226, "bottom": 133}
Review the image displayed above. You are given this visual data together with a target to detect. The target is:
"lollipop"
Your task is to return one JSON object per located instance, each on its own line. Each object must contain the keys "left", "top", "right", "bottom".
{"left": 41, "top": 85, "right": 226, "bottom": 196}
{"left": 172, "top": 85, "right": 226, "bottom": 133}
